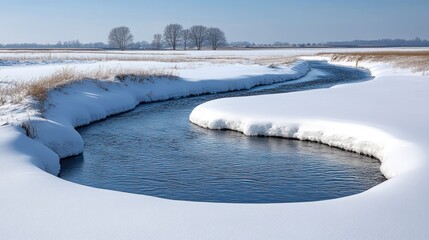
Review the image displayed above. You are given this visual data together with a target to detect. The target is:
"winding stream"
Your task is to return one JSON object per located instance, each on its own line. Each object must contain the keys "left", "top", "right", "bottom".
{"left": 60, "top": 61, "right": 385, "bottom": 203}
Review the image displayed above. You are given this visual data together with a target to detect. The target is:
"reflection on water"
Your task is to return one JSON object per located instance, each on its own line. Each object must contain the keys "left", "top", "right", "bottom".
{"left": 60, "top": 61, "right": 385, "bottom": 203}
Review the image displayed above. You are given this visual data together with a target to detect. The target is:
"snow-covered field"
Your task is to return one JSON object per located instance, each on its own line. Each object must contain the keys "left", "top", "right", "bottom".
{"left": 0, "top": 48, "right": 411, "bottom": 61}
{"left": 0, "top": 48, "right": 428, "bottom": 239}
{"left": 1, "top": 47, "right": 426, "bottom": 66}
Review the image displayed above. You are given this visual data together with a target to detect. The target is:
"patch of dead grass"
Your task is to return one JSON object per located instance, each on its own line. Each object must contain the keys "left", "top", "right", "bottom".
{"left": 320, "top": 51, "right": 429, "bottom": 72}
{"left": 0, "top": 81, "right": 28, "bottom": 105}
{"left": 0, "top": 50, "right": 301, "bottom": 107}
{"left": 0, "top": 67, "right": 177, "bottom": 105}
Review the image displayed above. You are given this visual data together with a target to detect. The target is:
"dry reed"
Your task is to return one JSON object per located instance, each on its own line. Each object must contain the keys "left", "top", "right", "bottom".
{"left": 0, "top": 67, "right": 177, "bottom": 105}
{"left": 320, "top": 51, "right": 429, "bottom": 72}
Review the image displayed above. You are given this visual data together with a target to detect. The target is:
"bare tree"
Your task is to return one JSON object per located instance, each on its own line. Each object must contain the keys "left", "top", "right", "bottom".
{"left": 182, "top": 29, "right": 190, "bottom": 50}
{"left": 108, "top": 26, "right": 134, "bottom": 51}
{"left": 206, "top": 27, "right": 226, "bottom": 50}
{"left": 189, "top": 25, "right": 207, "bottom": 50}
{"left": 163, "top": 24, "right": 183, "bottom": 50}
{"left": 152, "top": 34, "right": 163, "bottom": 50}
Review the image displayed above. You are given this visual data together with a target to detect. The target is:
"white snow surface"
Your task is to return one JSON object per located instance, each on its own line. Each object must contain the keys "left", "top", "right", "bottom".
{"left": 1, "top": 49, "right": 428, "bottom": 239}
{"left": 190, "top": 58, "right": 429, "bottom": 239}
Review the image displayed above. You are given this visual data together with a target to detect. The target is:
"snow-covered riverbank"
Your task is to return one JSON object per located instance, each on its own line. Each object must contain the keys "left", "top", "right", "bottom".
{"left": 3, "top": 61, "right": 309, "bottom": 172}
{"left": 0, "top": 60, "right": 315, "bottom": 239}
{"left": 0, "top": 49, "right": 428, "bottom": 239}
{"left": 190, "top": 58, "right": 429, "bottom": 239}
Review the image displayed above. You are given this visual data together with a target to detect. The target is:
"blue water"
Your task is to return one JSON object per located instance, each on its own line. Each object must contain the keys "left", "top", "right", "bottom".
{"left": 60, "top": 61, "right": 385, "bottom": 203}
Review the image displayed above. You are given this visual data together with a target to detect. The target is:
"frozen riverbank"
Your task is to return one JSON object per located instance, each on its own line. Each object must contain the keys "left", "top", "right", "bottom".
{"left": 0, "top": 61, "right": 310, "bottom": 173}
{"left": 60, "top": 60, "right": 383, "bottom": 203}
{"left": 189, "top": 58, "right": 429, "bottom": 238}
{"left": 0, "top": 50, "right": 428, "bottom": 239}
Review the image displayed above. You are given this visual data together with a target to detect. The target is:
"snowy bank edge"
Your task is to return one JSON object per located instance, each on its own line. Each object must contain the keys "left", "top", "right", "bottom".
{"left": 189, "top": 58, "right": 424, "bottom": 180}
{"left": 2, "top": 61, "right": 311, "bottom": 176}
{"left": 188, "top": 114, "right": 421, "bottom": 180}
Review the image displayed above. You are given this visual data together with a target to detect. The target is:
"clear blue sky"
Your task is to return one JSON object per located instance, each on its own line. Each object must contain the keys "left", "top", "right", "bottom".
{"left": 1, "top": 0, "right": 428, "bottom": 44}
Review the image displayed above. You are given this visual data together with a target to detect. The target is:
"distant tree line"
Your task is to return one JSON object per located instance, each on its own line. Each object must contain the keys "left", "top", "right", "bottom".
{"left": 228, "top": 38, "right": 429, "bottom": 49}
{"left": 326, "top": 38, "right": 429, "bottom": 47}
{"left": 108, "top": 24, "right": 227, "bottom": 51}
{"left": 151, "top": 24, "right": 227, "bottom": 50}
{"left": 0, "top": 40, "right": 108, "bottom": 49}
{"left": 2, "top": 36, "right": 429, "bottom": 50}
{"left": 229, "top": 41, "right": 292, "bottom": 48}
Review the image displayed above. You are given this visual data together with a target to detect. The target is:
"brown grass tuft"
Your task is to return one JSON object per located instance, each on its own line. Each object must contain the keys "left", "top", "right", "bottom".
{"left": 0, "top": 81, "right": 29, "bottom": 105}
